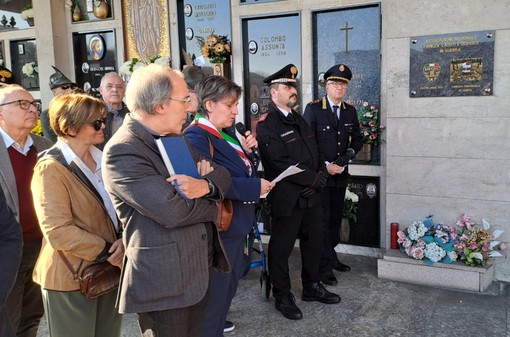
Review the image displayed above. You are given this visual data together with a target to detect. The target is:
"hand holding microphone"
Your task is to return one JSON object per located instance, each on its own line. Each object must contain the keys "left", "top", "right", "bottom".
{"left": 235, "top": 122, "right": 259, "bottom": 157}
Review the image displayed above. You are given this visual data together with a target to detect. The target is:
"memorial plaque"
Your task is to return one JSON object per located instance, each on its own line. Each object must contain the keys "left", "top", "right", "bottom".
{"left": 344, "top": 176, "right": 380, "bottom": 248}
{"left": 409, "top": 31, "right": 494, "bottom": 97}
{"left": 10, "top": 39, "right": 38, "bottom": 90}
{"left": 73, "top": 31, "right": 117, "bottom": 97}
{"left": 241, "top": 14, "right": 301, "bottom": 131}
{"left": 179, "top": 1, "right": 232, "bottom": 72}
{"left": 313, "top": 5, "right": 381, "bottom": 108}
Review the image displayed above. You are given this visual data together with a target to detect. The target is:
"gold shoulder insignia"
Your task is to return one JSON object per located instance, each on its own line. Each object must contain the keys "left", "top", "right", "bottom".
{"left": 322, "top": 97, "right": 327, "bottom": 110}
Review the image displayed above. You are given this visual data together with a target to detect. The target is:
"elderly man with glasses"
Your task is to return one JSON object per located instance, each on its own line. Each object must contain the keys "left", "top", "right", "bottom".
{"left": 97, "top": 72, "right": 129, "bottom": 150}
{"left": 40, "top": 66, "right": 78, "bottom": 143}
{"left": 0, "top": 84, "right": 52, "bottom": 337}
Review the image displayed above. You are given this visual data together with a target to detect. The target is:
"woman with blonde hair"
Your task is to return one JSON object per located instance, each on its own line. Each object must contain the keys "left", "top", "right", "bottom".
{"left": 31, "top": 92, "right": 123, "bottom": 337}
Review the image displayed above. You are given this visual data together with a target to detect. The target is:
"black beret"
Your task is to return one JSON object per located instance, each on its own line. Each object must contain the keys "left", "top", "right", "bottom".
{"left": 182, "top": 66, "right": 206, "bottom": 90}
{"left": 324, "top": 64, "right": 352, "bottom": 84}
{"left": 49, "top": 66, "right": 76, "bottom": 90}
{"left": 263, "top": 64, "right": 299, "bottom": 86}
{"left": 0, "top": 65, "right": 14, "bottom": 86}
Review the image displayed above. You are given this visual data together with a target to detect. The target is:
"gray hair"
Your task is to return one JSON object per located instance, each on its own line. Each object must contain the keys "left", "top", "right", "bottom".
{"left": 195, "top": 75, "right": 242, "bottom": 118}
{"left": 100, "top": 72, "right": 123, "bottom": 87}
{"left": 0, "top": 84, "right": 25, "bottom": 104}
{"left": 125, "top": 64, "right": 182, "bottom": 116}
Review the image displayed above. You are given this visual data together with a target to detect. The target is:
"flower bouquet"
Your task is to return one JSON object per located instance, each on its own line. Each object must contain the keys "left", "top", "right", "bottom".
{"left": 21, "top": 4, "right": 34, "bottom": 21}
{"left": 397, "top": 216, "right": 458, "bottom": 264}
{"left": 196, "top": 33, "right": 231, "bottom": 64}
{"left": 119, "top": 55, "right": 171, "bottom": 77}
{"left": 454, "top": 214, "right": 505, "bottom": 267}
{"left": 357, "top": 102, "right": 385, "bottom": 145}
{"left": 22, "top": 62, "right": 38, "bottom": 78}
{"left": 343, "top": 187, "right": 359, "bottom": 223}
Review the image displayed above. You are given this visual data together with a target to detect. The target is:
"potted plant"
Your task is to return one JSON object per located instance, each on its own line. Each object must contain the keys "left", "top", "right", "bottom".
{"left": 340, "top": 187, "right": 359, "bottom": 242}
{"left": 196, "top": 33, "right": 232, "bottom": 77}
{"left": 21, "top": 3, "right": 34, "bottom": 26}
{"left": 356, "top": 102, "right": 385, "bottom": 161}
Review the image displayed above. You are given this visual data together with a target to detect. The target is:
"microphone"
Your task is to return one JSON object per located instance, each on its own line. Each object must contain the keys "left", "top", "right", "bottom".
{"left": 235, "top": 122, "right": 259, "bottom": 157}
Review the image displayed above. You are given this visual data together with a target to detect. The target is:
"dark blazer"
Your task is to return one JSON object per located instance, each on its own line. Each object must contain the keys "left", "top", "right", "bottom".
{"left": 303, "top": 97, "right": 363, "bottom": 188}
{"left": 0, "top": 134, "right": 53, "bottom": 222}
{"left": 256, "top": 102, "right": 325, "bottom": 217}
{"left": 185, "top": 124, "right": 260, "bottom": 238}
{"left": 0, "top": 185, "right": 22, "bottom": 337}
{"left": 102, "top": 114, "right": 231, "bottom": 314}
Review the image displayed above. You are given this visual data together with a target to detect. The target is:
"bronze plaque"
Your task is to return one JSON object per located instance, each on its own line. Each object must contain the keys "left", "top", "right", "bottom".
{"left": 410, "top": 31, "right": 494, "bottom": 97}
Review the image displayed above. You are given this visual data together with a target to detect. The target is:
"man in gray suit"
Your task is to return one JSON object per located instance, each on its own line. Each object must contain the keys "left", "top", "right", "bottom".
{"left": 0, "top": 84, "right": 52, "bottom": 337}
{"left": 102, "top": 64, "right": 231, "bottom": 337}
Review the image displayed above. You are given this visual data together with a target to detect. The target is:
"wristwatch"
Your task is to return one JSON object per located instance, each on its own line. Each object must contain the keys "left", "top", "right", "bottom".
{"left": 204, "top": 178, "right": 217, "bottom": 198}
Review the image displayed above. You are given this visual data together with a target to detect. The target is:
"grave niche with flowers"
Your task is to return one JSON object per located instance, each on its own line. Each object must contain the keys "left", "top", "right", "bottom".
{"left": 378, "top": 214, "right": 505, "bottom": 292}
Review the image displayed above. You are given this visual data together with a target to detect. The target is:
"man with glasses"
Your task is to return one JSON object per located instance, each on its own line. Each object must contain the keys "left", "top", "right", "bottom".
{"left": 303, "top": 64, "right": 363, "bottom": 286}
{"left": 102, "top": 64, "right": 231, "bottom": 337}
{"left": 40, "top": 66, "right": 78, "bottom": 143}
{"left": 0, "top": 84, "right": 52, "bottom": 337}
{"left": 97, "top": 72, "right": 129, "bottom": 150}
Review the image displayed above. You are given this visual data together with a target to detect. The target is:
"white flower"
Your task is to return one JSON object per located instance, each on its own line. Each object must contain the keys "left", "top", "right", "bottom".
{"left": 407, "top": 221, "right": 426, "bottom": 240}
{"left": 119, "top": 61, "right": 133, "bottom": 76}
{"left": 345, "top": 188, "right": 358, "bottom": 202}
{"left": 22, "top": 62, "right": 38, "bottom": 77}
{"left": 153, "top": 56, "right": 171, "bottom": 66}
{"left": 447, "top": 251, "right": 458, "bottom": 262}
{"left": 21, "top": 8, "right": 34, "bottom": 20}
{"left": 424, "top": 242, "right": 446, "bottom": 263}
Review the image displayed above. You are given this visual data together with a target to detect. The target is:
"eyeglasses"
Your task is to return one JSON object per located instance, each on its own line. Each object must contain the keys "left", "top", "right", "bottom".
{"left": 0, "top": 99, "right": 41, "bottom": 111}
{"left": 169, "top": 97, "right": 192, "bottom": 105}
{"left": 104, "top": 84, "right": 125, "bottom": 91}
{"left": 90, "top": 118, "right": 106, "bottom": 131}
{"left": 327, "top": 81, "right": 348, "bottom": 88}
{"left": 60, "top": 85, "right": 76, "bottom": 90}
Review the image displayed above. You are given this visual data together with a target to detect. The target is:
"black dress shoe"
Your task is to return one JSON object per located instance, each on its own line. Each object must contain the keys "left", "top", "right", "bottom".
{"left": 302, "top": 282, "right": 341, "bottom": 304}
{"left": 275, "top": 293, "right": 303, "bottom": 320}
{"left": 332, "top": 260, "right": 351, "bottom": 272}
{"left": 320, "top": 272, "right": 338, "bottom": 286}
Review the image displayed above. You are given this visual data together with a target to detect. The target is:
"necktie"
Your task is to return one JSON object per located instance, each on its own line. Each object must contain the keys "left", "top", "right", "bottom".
{"left": 333, "top": 105, "right": 339, "bottom": 122}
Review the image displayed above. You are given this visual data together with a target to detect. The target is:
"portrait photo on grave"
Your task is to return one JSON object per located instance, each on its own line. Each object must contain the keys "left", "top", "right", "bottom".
{"left": 88, "top": 34, "right": 105, "bottom": 61}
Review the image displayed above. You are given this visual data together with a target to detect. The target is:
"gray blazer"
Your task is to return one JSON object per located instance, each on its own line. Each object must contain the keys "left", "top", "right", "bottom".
{"left": 102, "top": 114, "right": 231, "bottom": 314}
{"left": 0, "top": 134, "right": 52, "bottom": 222}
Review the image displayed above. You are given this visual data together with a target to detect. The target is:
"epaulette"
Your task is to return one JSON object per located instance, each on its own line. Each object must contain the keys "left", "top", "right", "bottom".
{"left": 257, "top": 113, "right": 269, "bottom": 124}
{"left": 306, "top": 99, "right": 321, "bottom": 107}
{"left": 322, "top": 97, "right": 327, "bottom": 110}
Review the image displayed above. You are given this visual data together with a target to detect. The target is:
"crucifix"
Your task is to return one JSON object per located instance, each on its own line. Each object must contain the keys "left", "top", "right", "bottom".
{"left": 340, "top": 21, "right": 353, "bottom": 52}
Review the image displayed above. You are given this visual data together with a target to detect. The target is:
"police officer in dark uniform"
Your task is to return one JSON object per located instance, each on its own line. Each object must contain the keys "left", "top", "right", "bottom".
{"left": 256, "top": 64, "right": 341, "bottom": 321}
{"left": 303, "top": 64, "right": 363, "bottom": 286}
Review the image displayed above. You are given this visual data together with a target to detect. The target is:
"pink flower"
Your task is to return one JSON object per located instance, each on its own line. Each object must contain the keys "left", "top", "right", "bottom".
{"left": 403, "top": 239, "right": 412, "bottom": 248}
{"left": 363, "top": 102, "right": 369, "bottom": 107}
{"left": 397, "top": 231, "right": 407, "bottom": 244}
{"left": 411, "top": 247, "right": 424, "bottom": 259}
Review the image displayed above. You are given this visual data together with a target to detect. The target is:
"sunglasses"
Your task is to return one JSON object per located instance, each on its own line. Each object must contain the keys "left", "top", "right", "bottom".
{"left": 90, "top": 118, "right": 106, "bottom": 131}
{"left": 60, "top": 85, "right": 76, "bottom": 90}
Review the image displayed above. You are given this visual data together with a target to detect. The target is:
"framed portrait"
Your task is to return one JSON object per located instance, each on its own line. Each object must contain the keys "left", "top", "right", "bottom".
{"left": 88, "top": 34, "right": 106, "bottom": 61}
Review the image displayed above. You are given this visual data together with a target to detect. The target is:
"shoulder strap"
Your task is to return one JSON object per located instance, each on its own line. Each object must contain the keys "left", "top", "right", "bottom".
{"left": 57, "top": 250, "right": 84, "bottom": 280}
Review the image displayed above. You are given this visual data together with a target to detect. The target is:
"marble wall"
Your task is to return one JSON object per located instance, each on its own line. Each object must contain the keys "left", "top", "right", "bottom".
{"left": 383, "top": 0, "right": 510, "bottom": 282}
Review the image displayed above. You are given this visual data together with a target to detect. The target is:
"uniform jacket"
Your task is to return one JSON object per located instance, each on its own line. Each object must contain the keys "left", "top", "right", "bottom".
{"left": 31, "top": 146, "right": 119, "bottom": 291}
{"left": 0, "top": 134, "right": 52, "bottom": 222}
{"left": 303, "top": 97, "right": 363, "bottom": 188}
{"left": 185, "top": 123, "right": 261, "bottom": 239}
{"left": 102, "top": 114, "right": 231, "bottom": 314}
{"left": 256, "top": 102, "right": 325, "bottom": 217}
{"left": 0, "top": 185, "right": 22, "bottom": 337}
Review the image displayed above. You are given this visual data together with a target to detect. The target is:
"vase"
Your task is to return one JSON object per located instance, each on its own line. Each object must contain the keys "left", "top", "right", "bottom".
{"left": 340, "top": 218, "right": 350, "bottom": 242}
{"left": 355, "top": 143, "right": 372, "bottom": 162}
{"left": 26, "top": 17, "right": 34, "bottom": 26}
{"left": 72, "top": 7, "right": 82, "bottom": 22}
{"left": 93, "top": 0, "right": 109, "bottom": 19}
{"left": 212, "top": 63, "right": 230, "bottom": 78}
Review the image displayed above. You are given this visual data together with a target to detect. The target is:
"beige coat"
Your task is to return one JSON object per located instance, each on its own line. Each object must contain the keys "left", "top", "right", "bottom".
{"left": 31, "top": 153, "right": 118, "bottom": 291}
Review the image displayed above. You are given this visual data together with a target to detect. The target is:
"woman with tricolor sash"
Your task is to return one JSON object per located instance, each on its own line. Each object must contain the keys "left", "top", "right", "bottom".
{"left": 184, "top": 75, "right": 273, "bottom": 337}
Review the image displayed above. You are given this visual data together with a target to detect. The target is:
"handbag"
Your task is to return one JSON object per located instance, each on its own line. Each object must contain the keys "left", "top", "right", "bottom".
{"left": 58, "top": 251, "right": 120, "bottom": 299}
{"left": 206, "top": 135, "right": 233, "bottom": 232}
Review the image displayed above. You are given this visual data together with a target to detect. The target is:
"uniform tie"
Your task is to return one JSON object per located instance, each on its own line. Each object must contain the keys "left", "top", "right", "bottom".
{"left": 333, "top": 105, "right": 339, "bottom": 122}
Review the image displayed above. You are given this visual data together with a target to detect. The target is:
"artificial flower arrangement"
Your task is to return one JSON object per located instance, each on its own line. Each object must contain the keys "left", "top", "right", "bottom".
{"left": 397, "top": 214, "right": 505, "bottom": 267}
{"left": 357, "top": 102, "right": 385, "bottom": 145}
{"left": 31, "top": 119, "right": 43, "bottom": 136}
{"left": 196, "top": 33, "right": 231, "bottom": 64}
{"left": 22, "top": 62, "right": 38, "bottom": 77}
{"left": 343, "top": 187, "right": 359, "bottom": 223}
{"left": 21, "top": 4, "right": 34, "bottom": 20}
{"left": 119, "top": 55, "right": 171, "bottom": 77}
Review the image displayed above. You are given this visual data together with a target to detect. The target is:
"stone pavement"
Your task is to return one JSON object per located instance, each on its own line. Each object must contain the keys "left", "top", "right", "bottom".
{"left": 36, "top": 249, "right": 509, "bottom": 337}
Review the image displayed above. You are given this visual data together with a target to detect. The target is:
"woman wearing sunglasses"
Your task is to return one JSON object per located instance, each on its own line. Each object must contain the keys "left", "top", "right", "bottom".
{"left": 31, "top": 92, "right": 123, "bottom": 337}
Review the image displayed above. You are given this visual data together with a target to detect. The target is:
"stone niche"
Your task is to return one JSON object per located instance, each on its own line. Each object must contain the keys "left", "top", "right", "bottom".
{"left": 377, "top": 250, "right": 494, "bottom": 292}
